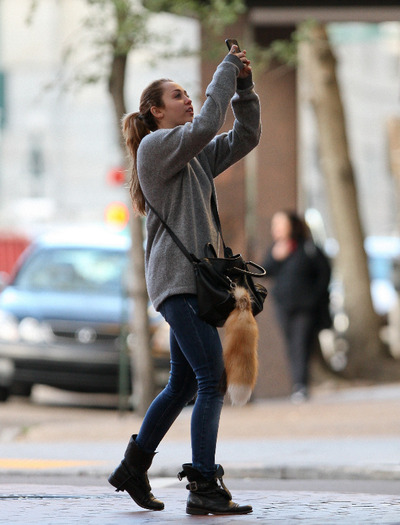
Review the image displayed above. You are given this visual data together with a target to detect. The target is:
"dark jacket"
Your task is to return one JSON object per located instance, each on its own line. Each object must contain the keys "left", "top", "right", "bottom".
{"left": 263, "top": 239, "right": 331, "bottom": 315}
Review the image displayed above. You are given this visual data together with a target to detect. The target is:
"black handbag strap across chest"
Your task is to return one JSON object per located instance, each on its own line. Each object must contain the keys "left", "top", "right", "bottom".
{"left": 144, "top": 191, "right": 228, "bottom": 264}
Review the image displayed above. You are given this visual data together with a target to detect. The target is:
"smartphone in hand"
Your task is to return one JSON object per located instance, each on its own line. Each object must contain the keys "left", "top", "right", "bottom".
{"left": 225, "top": 39, "right": 241, "bottom": 52}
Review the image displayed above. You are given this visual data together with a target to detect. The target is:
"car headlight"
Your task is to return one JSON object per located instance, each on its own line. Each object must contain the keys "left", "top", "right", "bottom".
{"left": 125, "top": 321, "right": 170, "bottom": 356}
{"left": 18, "top": 317, "right": 53, "bottom": 344}
{"left": 0, "top": 311, "right": 19, "bottom": 342}
{"left": 0, "top": 312, "right": 54, "bottom": 344}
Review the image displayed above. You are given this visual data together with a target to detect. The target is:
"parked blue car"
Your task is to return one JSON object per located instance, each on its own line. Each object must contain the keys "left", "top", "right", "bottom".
{"left": 0, "top": 227, "right": 170, "bottom": 402}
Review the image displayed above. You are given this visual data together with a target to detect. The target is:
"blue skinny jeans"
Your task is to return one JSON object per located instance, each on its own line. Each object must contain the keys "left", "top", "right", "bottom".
{"left": 135, "top": 294, "right": 225, "bottom": 479}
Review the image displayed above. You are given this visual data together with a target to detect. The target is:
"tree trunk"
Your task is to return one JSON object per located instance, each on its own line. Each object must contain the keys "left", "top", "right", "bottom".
{"left": 108, "top": 53, "right": 155, "bottom": 415}
{"left": 302, "top": 23, "right": 385, "bottom": 377}
{"left": 128, "top": 215, "right": 154, "bottom": 413}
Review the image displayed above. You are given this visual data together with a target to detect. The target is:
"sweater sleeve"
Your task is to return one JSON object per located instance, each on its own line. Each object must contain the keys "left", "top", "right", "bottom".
{"left": 137, "top": 54, "right": 243, "bottom": 181}
{"left": 199, "top": 75, "right": 261, "bottom": 177}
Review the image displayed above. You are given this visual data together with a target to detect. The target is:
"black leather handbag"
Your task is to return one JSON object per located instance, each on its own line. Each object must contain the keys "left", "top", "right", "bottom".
{"left": 193, "top": 242, "right": 267, "bottom": 327}
{"left": 145, "top": 194, "right": 267, "bottom": 327}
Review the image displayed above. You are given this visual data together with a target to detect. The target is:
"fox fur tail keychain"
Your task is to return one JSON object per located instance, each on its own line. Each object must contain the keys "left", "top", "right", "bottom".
{"left": 222, "top": 286, "right": 259, "bottom": 406}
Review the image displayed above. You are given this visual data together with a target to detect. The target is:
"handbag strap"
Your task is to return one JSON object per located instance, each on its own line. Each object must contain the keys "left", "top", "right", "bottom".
{"left": 144, "top": 198, "right": 196, "bottom": 264}
{"left": 210, "top": 194, "right": 234, "bottom": 257}
{"left": 144, "top": 191, "right": 266, "bottom": 277}
{"left": 144, "top": 190, "right": 227, "bottom": 264}
{"left": 228, "top": 260, "right": 267, "bottom": 277}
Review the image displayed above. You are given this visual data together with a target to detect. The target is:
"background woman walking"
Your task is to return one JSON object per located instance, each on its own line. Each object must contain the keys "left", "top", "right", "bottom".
{"left": 263, "top": 210, "right": 331, "bottom": 403}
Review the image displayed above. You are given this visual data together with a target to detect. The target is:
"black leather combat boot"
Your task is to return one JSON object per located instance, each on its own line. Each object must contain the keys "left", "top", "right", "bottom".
{"left": 108, "top": 434, "right": 164, "bottom": 511}
{"left": 178, "top": 463, "right": 252, "bottom": 515}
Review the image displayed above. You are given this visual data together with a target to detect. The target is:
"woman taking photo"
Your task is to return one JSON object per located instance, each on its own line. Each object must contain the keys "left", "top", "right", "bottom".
{"left": 108, "top": 44, "right": 261, "bottom": 515}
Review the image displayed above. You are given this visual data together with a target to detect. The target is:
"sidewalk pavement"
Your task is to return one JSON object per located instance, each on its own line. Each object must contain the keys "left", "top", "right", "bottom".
{"left": 1, "top": 383, "right": 400, "bottom": 523}
{"left": 3, "top": 484, "right": 400, "bottom": 524}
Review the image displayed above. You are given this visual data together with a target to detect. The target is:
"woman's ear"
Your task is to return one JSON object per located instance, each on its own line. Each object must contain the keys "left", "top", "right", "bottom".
{"left": 150, "top": 106, "right": 163, "bottom": 121}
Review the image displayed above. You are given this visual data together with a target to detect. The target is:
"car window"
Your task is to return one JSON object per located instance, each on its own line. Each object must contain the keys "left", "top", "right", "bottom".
{"left": 13, "top": 247, "right": 129, "bottom": 295}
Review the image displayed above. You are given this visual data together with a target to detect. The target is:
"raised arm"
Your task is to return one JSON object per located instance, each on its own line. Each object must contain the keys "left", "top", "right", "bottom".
{"left": 137, "top": 54, "right": 247, "bottom": 180}
{"left": 200, "top": 76, "right": 261, "bottom": 177}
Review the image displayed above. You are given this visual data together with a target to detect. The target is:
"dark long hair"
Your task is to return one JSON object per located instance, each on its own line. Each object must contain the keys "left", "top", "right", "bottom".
{"left": 122, "top": 78, "right": 172, "bottom": 216}
{"left": 284, "top": 210, "right": 310, "bottom": 242}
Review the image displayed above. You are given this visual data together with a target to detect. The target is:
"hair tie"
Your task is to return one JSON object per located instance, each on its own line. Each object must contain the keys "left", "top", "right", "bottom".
{"left": 137, "top": 113, "right": 144, "bottom": 121}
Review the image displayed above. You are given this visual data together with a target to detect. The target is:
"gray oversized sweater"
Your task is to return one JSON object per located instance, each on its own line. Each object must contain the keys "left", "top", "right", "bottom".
{"left": 137, "top": 53, "right": 261, "bottom": 311}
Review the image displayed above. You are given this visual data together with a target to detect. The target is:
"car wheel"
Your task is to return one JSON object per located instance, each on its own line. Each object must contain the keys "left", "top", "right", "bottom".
{"left": 0, "top": 386, "right": 10, "bottom": 402}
